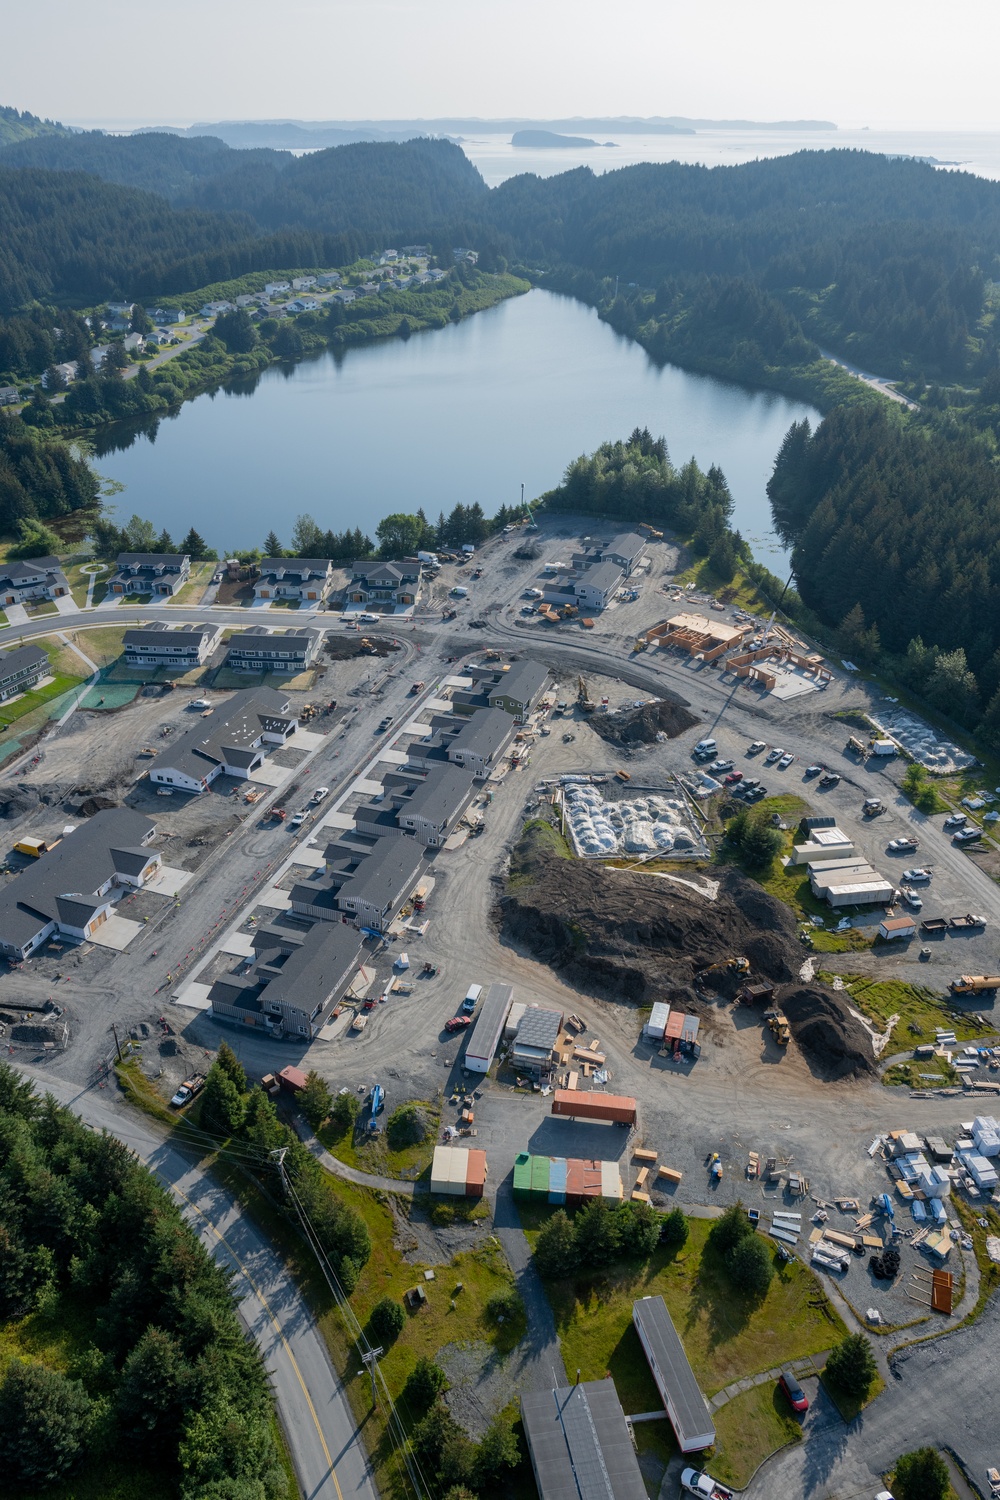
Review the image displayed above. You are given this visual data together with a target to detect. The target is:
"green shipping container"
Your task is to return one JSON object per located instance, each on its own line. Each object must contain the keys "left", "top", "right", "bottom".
{"left": 530, "top": 1155, "right": 551, "bottom": 1195}
{"left": 513, "top": 1153, "right": 532, "bottom": 1201}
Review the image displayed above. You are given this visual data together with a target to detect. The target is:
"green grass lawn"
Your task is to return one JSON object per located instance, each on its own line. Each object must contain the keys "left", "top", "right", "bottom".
{"left": 825, "top": 972, "right": 993, "bottom": 1047}
{"left": 269, "top": 597, "right": 302, "bottom": 609}
{"left": 709, "top": 1383, "right": 804, "bottom": 1489}
{"left": 0, "top": 670, "right": 85, "bottom": 728}
{"left": 23, "top": 597, "right": 58, "bottom": 617}
{"left": 537, "top": 1216, "right": 845, "bottom": 1408}
{"left": 319, "top": 1099, "right": 442, "bottom": 1178}
{"left": 882, "top": 1055, "right": 960, "bottom": 1089}
{"left": 169, "top": 562, "right": 214, "bottom": 606}
{"left": 67, "top": 625, "right": 128, "bottom": 666}
{"left": 821, "top": 1370, "right": 886, "bottom": 1422}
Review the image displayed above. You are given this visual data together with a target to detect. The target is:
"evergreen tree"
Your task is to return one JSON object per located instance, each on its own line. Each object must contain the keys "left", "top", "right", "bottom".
{"left": 179, "top": 526, "right": 214, "bottom": 560}
{"left": 660, "top": 1207, "right": 689, "bottom": 1248}
{"left": 155, "top": 527, "right": 174, "bottom": 551}
{"left": 893, "top": 1447, "right": 950, "bottom": 1500}
{"left": 402, "top": 1357, "right": 447, "bottom": 1414}
{"left": 215, "top": 1041, "right": 247, "bottom": 1093}
{"left": 727, "top": 1234, "right": 774, "bottom": 1297}
{"left": 0, "top": 1359, "right": 92, "bottom": 1486}
{"left": 298, "top": 1071, "right": 333, "bottom": 1130}
{"left": 368, "top": 1296, "right": 405, "bottom": 1344}
{"left": 263, "top": 529, "right": 283, "bottom": 557}
{"left": 200, "top": 1064, "right": 246, "bottom": 1136}
{"left": 534, "top": 1209, "right": 578, "bottom": 1278}
{"left": 824, "top": 1332, "right": 878, "bottom": 1400}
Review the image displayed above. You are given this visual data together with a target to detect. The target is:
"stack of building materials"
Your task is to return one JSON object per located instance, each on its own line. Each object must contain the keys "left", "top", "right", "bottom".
{"left": 973, "top": 1115, "right": 1000, "bottom": 1156}
{"left": 431, "top": 1145, "right": 487, "bottom": 1198}
{"left": 512, "top": 1152, "right": 623, "bottom": 1205}
{"left": 768, "top": 1210, "right": 802, "bottom": 1247}
{"left": 959, "top": 1150, "right": 999, "bottom": 1191}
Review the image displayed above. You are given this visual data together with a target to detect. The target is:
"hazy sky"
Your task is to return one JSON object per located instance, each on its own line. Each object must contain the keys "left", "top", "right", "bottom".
{"left": 4, "top": 0, "right": 1000, "bottom": 130}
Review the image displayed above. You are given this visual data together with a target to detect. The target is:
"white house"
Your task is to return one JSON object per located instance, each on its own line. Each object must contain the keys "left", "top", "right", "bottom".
{"left": 292, "top": 276, "right": 317, "bottom": 290}
{"left": 264, "top": 281, "right": 290, "bottom": 296}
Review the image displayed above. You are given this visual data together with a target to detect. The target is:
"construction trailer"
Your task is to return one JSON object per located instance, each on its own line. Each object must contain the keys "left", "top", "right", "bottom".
{"left": 632, "top": 1295, "right": 716, "bottom": 1452}
{"left": 513, "top": 1152, "right": 623, "bottom": 1206}
{"left": 430, "top": 1145, "right": 487, "bottom": 1198}
{"left": 551, "top": 1090, "right": 637, "bottom": 1126}
{"left": 644, "top": 1001, "right": 670, "bottom": 1040}
{"left": 463, "top": 982, "right": 513, "bottom": 1073}
{"left": 520, "top": 1379, "right": 647, "bottom": 1500}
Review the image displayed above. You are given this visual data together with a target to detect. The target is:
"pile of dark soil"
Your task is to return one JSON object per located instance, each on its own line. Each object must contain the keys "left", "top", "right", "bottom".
{"left": 501, "top": 825, "right": 875, "bottom": 1080}
{"left": 324, "top": 634, "right": 401, "bottom": 661}
{"left": 590, "top": 697, "right": 697, "bottom": 747}
{"left": 777, "top": 986, "right": 877, "bottom": 1080}
{"left": 10, "top": 1020, "right": 68, "bottom": 1048}
{"left": 0, "top": 782, "right": 71, "bottom": 820}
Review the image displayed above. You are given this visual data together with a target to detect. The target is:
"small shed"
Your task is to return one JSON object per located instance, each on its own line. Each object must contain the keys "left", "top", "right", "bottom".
{"left": 879, "top": 914, "right": 917, "bottom": 941}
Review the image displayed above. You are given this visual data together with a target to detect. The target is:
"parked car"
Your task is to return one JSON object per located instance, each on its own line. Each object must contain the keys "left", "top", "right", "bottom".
{"left": 289, "top": 809, "right": 308, "bottom": 828}
{"left": 954, "top": 827, "right": 982, "bottom": 844}
{"left": 724, "top": 771, "right": 744, "bottom": 785}
{"left": 902, "top": 868, "right": 932, "bottom": 883}
{"left": 804, "top": 764, "right": 824, "bottom": 778}
{"left": 680, "top": 1469, "right": 735, "bottom": 1500}
{"left": 461, "top": 982, "right": 483, "bottom": 1015}
{"left": 312, "top": 786, "right": 330, "bottom": 802}
{"left": 445, "top": 1015, "right": 472, "bottom": 1032}
{"left": 765, "top": 747, "right": 784, "bottom": 764}
{"left": 524, "top": 587, "right": 543, "bottom": 598}
{"left": 778, "top": 753, "right": 794, "bottom": 769}
{"left": 748, "top": 740, "right": 767, "bottom": 755}
{"left": 887, "top": 837, "right": 919, "bottom": 852}
{"left": 710, "top": 759, "right": 735, "bottom": 774}
{"left": 378, "top": 716, "right": 394, "bottom": 732}
{"left": 819, "top": 772, "right": 841, "bottom": 787}
{"left": 778, "top": 1369, "right": 810, "bottom": 1413}
{"left": 189, "top": 698, "right": 211, "bottom": 710}
{"left": 943, "top": 812, "right": 968, "bottom": 828}
{"left": 900, "top": 889, "right": 923, "bottom": 910}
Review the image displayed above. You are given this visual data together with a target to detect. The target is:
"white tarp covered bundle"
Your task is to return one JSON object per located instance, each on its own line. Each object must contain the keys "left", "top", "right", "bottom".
{"left": 562, "top": 784, "right": 700, "bottom": 857}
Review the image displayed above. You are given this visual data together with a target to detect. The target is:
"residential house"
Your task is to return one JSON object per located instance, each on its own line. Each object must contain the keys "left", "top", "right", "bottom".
{"left": 199, "top": 301, "right": 234, "bottom": 318}
{"left": 0, "top": 809, "right": 160, "bottom": 960}
{"left": 291, "top": 276, "right": 317, "bottom": 290}
{"left": 0, "top": 644, "right": 49, "bottom": 702}
{"left": 316, "top": 272, "right": 343, "bottom": 287}
{"left": 290, "top": 836, "right": 429, "bottom": 933}
{"left": 407, "top": 708, "right": 515, "bottom": 781}
{"left": 543, "top": 560, "right": 624, "bottom": 613}
{"left": 331, "top": 290, "right": 356, "bottom": 305}
{"left": 90, "top": 346, "right": 111, "bottom": 368}
{"left": 264, "top": 281, "right": 290, "bottom": 297}
{"left": 286, "top": 298, "right": 319, "bottom": 313}
{"left": 122, "top": 624, "right": 221, "bottom": 669}
{"left": 357, "top": 282, "right": 378, "bottom": 297}
{"left": 378, "top": 250, "right": 399, "bottom": 264}
{"left": 235, "top": 294, "right": 259, "bottom": 308}
{"left": 109, "top": 553, "right": 191, "bottom": 596}
{"left": 0, "top": 386, "right": 19, "bottom": 406}
{"left": 145, "top": 306, "right": 184, "bottom": 325}
{"left": 106, "top": 301, "right": 135, "bottom": 319}
{"left": 427, "top": 268, "right": 447, "bottom": 282}
{"left": 354, "top": 763, "right": 477, "bottom": 848}
{"left": 41, "top": 361, "right": 79, "bottom": 388}
{"left": 348, "top": 559, "right": 420, "bottom": 607}
{"left": 226, "top": 628, "right": 320, "bottom": 674}
{"left": 400, "top": 244, "right": 428, "bottom": 256}
{"left": 486, "top": 659, "right": 548, "bottom": 718}
{"left": 0, "top": 556, "right": 70, "bottom": 607}
{"left": 106, "top": 316, "right": 132, "bottom": 333}
{"left": 148, "top": 686, "right": 298, "bottom": 794}
{"left": 122, "top": 333, "right": 145, "bottom": 353}
{"left": 210, "top": 921, "right": 363, "bottom": 1040}
{"left": 253, "top": 558, "right": 333, "bottom": 603}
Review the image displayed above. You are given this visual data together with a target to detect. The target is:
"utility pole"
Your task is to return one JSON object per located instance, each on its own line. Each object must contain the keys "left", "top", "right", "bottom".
{"left": 361, "top": 1346, "right": 383, "bottom": 1409}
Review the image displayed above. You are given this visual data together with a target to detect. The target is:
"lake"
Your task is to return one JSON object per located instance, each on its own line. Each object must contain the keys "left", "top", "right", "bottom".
{"left": 91, "top": 289, "right": 817, "bottom": 566}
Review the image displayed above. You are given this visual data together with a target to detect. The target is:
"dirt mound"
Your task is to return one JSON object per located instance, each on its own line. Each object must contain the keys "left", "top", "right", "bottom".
{"left": 324, "top": 635, "right": 401, "bottom": 662}
{"left": 0, "top": 782, "right": 72, "bottom": 820}
{"left": 590, "top": 697, "right": 697, "bottom": 747}
{"left": 77, "top": 794, "right": 118, "bottom": 817}
{"left": 501, "top": 825, "right": 874, "bottom": 1080}
{"left": 777, "top": 986, "right": 877, "bottom": 1080}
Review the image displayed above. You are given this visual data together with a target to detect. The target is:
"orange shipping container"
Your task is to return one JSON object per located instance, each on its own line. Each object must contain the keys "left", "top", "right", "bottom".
{"left": 551, "top": 1090, "right": 637, "bottom": 1126}
{"left": 465, "top": 1149, "right": 487, "bottom": 1199}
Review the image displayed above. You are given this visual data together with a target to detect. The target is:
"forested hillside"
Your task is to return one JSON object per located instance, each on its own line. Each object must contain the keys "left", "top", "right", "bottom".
{"left": 0, "top": 104, "right": 70, "bottom": 147}
{"left": 0, "top": 411, "right": 100, "bottom": 533}
{"left": 768, "top": 407, "right": 1000, "bottom": 741}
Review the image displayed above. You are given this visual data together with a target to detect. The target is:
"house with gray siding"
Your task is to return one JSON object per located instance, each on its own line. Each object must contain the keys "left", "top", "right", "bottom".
{"left": 149, "top": 687, "right": 297, "bottom": 793}
{"left": 0, "top": 556, "right": 70, "bottom": 607}
{"left": 210, "top": 921, "right": 363, "bottom": 1039}
{"left": 123, "top": 623, "right": 221, "bottom": 668}
{"left": 0, "top": 644, "right": 49, "bottom": 702}
{"left": 226, "top": 628, "right": 319, "bottom": 673}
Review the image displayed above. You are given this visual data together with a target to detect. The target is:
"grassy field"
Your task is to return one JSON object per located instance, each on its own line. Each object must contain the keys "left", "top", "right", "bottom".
{"left": 716, "top": 793, "right": 873, "bottom": 954}
{"left": 0, "top": 670, "right": 84, "bottom": 728}
{"left": 825, "top": 972, "right": 994, "bottom": 1047}
{"left": 67, "top": 625, "right": 128, "bottom": 666}
{"left": 709, "top": 1382, "right": 804, "bottom": 1489}
{"left": 952, "top": 1197, "right": 1000, "bottom": 1325}
{"left": 537, "top": 1216, "right": 844, "bottom": 1409}
{"left": 319, "top": 1099, "right": 442, "bottom": 1178}
{"left": 169, "top": 561, "right": 215, "bottom": 606}
{"left": 882, "top": 1055, "right": 960, "bottom": 1089}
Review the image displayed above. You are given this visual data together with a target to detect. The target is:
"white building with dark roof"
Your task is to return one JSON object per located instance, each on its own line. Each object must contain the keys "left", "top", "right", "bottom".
{"left": 0, "top": 643, "right": 49, "bottom": 701}
{"left": 348, "top": 560, "right": 420, "bottom": 607}
{"left": 0, "top": 556, "right": 71, "bottom": 607}
{"left": 149, "top": 687, "right": 297, "bottom": 794}
{"left": 253, "top": 559, "right": 333, "bottom": 604}
{"left": 226, "top": 628, "right": 319, "bottom": 673}
{"left": 123, "top": 624, "right": 221, "bottom": 668}
{"left": 109, "top": 553, "right": 190, "bottom": 597}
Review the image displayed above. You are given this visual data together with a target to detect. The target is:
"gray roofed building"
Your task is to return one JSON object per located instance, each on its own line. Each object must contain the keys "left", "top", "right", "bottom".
{"left": 0, "top": 809, "right": 159, "bottom": 959}
{"left": 0, "top": 555, "right": 71, "bottom": 606}
{"left": 348, "top": 559, "right": 420, "bottom": 605}
{"left": 123, "top": 624, "right": 221, "bottom": 667}
{"left": 336, "top": 836, "right": 430, "bottom": 932}
{"left": 0, "top": 643, "right": 49, "bottom": 702}
{"left": 570, "top": 560, "right": 624, "bottom": 611}
{"left": 510, "top": 1005, "right": 563, "bottom": 1078}
{"left": 445, "top": 708, "right": 515, "bottom": 778}
{"left": 212, "top": 921, "right": 363, "bottom": 1039}
{"left": 487, "top": 658, "right": 548, "bottom": 717}
{"left": 109, "top": 553, "right": 190, "bottom": 596}
{"left": 226, "top": 630, "right": 319, "bottom": 673}
{"left": 632, "top": 1295, "right": 716, "bottom": 1452}
{"left": 149, "top": 687, "right": 297, "bottom": 794}
{"left": 395, "top": 762, "right": 476, "bottom": 846}
{"left": 253, "top": 559, "right": 333, "bottom": 603}
{"left": 520, "top": 1380, "right": 647, "bottom": 1500}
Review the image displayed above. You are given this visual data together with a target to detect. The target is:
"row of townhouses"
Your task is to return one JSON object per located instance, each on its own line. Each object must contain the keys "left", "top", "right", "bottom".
{"left": 541, "top": 530, "right": 647, "bottom": 613}
{"left": 122, "top": 624, "right": 319, "bottom": 674}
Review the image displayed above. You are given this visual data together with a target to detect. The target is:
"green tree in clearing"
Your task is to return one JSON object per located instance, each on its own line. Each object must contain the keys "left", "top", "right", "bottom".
{"left": 892, "top": 1446, "right": 950, "bottom": 1500}
{"left": 824, "top": 1331, "right": 878, "bottom": 1400}
{"left": 327, "top": 1089, "right": 360, "bottom": 1138}
{"left": 534, "top": 1208, "right": 578, "bottom": 1278}
{"left": 367, "top": 1296, "right": 405, "bottom": 1345}
{"left": 298, "top": 1070, "right": 333, "bottom": 1130}
{"left": 8, "top": 516, "right": 61, "bottom": 559}
{"left": 727, "top": 1233, "right": 774, "bottom": 1298}
{"left": 660, "top": 1207, "right": 689, "bottom": 1248}
{"left": 200, "top": 1063, "right": 246, "bottom": 1136}
{"left": 725, "top": 805, "right": 784, "bottom": 869}
{"left": 402, "top": 1356, "right": 447, "bottom": 1414}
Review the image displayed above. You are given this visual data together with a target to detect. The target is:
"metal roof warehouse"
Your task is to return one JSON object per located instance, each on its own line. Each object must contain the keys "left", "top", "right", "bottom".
{"left": 520, "top": 1380, "right": 647, "bottom": 1500}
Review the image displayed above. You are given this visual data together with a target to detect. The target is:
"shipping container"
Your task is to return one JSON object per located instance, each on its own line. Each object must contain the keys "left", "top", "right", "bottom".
{"left": 530, "top": 1154, "right": 551, "bottom": 1195}
{"left": 645, "top": 1001, "right": 670, "bottom": 1040}
{"left": 601, "top": 1161, "right": 623, "bottom": 1200}
{"left": 549, "top": 1157, "right": 567, "bottom": 1204}
{"left": 566, "top": 1156, "right": 586, "bottom": 1203}
{"left": 513, "top": 1152, "right": 532, "bottom": 1199}
{"left": 664, "top": 1011, "right": 684, "bottom": 1041}
{"left": 278, "top": 1066, "right": 308, "bottom": 1093}
{"left": 465, "top": 1149, "right": 487, "bottom": 1199}
{"left": 551, "top": 1090, "right": 637, "bottom": 1126}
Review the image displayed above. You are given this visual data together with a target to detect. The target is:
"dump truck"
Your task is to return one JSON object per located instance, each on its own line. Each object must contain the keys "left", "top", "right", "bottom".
{"left": 950, "top": 975, "right": 1000, "bottom": 995}
{"left": 766, "top": 1011, "right": 791, "bottom": 1046}
{"left": 738, "top": 982, "right": 775, "bottom": 1006}
{"left": 845, "top": 735, "right": 867, "bottom": 756}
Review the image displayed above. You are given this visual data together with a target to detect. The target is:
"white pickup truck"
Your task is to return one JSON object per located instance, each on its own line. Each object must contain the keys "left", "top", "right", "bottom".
{"left": 681, "top": 1471, "right": 734, "bottom": 1500}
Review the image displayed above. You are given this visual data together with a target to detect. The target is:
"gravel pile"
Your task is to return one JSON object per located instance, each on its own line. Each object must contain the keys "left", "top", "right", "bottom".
{"left": 590, "top": 697, "right": 698, "bottom": 746}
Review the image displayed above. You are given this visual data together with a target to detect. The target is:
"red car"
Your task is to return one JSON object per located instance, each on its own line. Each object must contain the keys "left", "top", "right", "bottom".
{"left": 445, "top": 1016, "right": 472, "bottom": 1033}
{"left": 724, "top": 771, "right": 744, "bottom": 785}
{"left": 778, "top": 1370, "right": 809, "bottom": 1413}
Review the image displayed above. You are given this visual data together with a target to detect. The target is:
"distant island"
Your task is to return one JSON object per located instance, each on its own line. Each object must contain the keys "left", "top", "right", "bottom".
{"left": 511, "top": 129, "right": 614, "bottom": 149}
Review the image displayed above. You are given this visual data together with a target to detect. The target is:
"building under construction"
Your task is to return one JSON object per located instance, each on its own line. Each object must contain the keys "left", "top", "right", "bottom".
{"left": 643, "top": 612, "right": 749, "bottom": 660}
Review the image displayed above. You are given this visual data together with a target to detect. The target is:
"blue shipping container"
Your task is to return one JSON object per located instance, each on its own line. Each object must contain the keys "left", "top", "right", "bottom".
{"left": 548, "top": 1157, "right": 567, "bottom": 1204}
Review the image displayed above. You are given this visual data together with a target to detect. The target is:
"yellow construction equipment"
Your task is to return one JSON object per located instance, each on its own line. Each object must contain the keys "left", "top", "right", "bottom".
{"left": 577, "top": 675, "right": 595, "bottom": 713}
{"left": 767, "top": 1011, "right": 791, "bottom": 1046}
{"left": 634, "top": 637, "right": 648, "bottom": 652}
{"left": 561, "top": 603, "right": 578, "bottom": 619}
{"left": 950, "top": 975, "right": 1000, "bottom": 994}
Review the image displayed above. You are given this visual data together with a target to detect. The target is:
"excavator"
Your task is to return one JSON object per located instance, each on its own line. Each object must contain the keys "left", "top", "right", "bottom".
{"left": 694, "top": 957, "right": 749, "bottom": 993}
{"left": 577, "top": 675, "right": 596, "bottom": 713}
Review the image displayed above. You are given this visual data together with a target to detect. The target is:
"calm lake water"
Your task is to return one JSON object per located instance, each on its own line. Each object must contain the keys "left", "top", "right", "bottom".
{"left": 92, "top": 289, "right": 817, "bottom": 565}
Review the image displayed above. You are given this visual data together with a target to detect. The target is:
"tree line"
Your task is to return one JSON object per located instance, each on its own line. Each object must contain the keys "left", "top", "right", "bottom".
{"left": 0, "top": 1064, "right": 287, "bottom": 1498}
{"left": 768, "top": 406, "right": 1000, "bottom": 744}
{"left": 0, "top": 410, "right": 99, "bottom": 538}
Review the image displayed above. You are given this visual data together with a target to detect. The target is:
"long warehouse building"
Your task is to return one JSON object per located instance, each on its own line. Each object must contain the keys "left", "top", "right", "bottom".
{"left": 464, "top": 982, "right": 513, "bottom": 1073}
{"left": 632, "top": 1295, "right": 716, "bottom": 1452}
{"left": 520, "top": 1380, "right": 647, "bottom": 1500}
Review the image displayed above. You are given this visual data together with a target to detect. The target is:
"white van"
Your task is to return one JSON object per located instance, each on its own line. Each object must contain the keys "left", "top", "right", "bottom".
{"left": 693, "top": 738, "right": 717, "bottom": 759}
{"left": 461, "top": 983, "right": 483, "bottom": 1014}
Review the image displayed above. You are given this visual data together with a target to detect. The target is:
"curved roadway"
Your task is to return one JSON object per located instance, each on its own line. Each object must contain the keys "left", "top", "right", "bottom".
{"left": 17, "top": 1064, "right": 376, "bottom": 1500}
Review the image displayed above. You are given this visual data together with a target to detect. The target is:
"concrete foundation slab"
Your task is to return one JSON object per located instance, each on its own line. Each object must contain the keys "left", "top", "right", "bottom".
{"left": 89, "top": 913, "right": 144, "bottom": 950}
{"left": 174, "top": 981, "right": 213, "bottom": 1011}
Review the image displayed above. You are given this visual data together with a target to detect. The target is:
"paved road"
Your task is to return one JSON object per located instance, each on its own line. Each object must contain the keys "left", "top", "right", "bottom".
{"left": 17, "top": 1063, "right": 378, "bottom": 1500}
